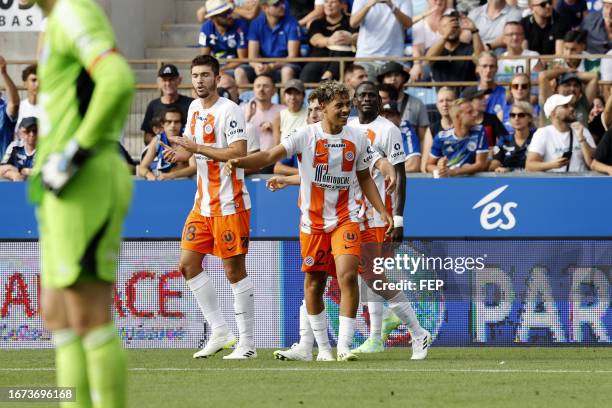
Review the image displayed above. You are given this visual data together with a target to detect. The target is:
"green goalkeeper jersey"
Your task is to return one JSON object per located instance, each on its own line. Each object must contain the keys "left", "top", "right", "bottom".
{"left": 29, "top": 0, "right": 134, "bottom": 203}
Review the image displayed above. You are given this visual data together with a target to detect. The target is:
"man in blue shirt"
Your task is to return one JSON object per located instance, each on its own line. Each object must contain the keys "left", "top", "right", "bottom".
{"left": 476, "top": 51, "right": 506, "bottom": 117}
{"left": 199, "top": 0, "right": 249, "bottom": 73}
{"left": 235, "top": 0, "right": 301, "bottom": 85}
{"left": 426, "top": 98, "right": 489, "bottom": 176}
{"left": 0, "top": 56, "right": 19, "bottom": 159}
{"left": 0, "top": 117, "right": 37, "bottom": 181}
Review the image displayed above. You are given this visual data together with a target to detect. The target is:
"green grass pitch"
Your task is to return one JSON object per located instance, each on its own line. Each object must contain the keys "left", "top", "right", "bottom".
{"left": 1, "top": 348, "right": 611, "bottom": 407}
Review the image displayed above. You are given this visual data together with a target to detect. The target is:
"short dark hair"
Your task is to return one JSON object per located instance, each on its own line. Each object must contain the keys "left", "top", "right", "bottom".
{"left": 354, "top": 81, "right": 379, "bottom": 95}
{"left": 162, "top": 106, "right": 183, "bottom": 123}
{"left": 344, "top": 64, "right": 366, "bottom": 77}
{"left": 308, "top": 87, "right": 321, "bottom": 104}
{"left": 22, "top": 64, "right": 37, "bottom": 82}
{"left": 150, "top": 115, "right": 163, "bottom": 130}
{"left": 563, "top": 29, "right": 587, "bottom": 45}
{"left": 254, "top": 73, "right": 274, "bottom": 84}
{"left": 191, "top": 55, "right": 220, "bottom": 76}
{"left": 378, "top": 83, "right": 399, "bottom": 102}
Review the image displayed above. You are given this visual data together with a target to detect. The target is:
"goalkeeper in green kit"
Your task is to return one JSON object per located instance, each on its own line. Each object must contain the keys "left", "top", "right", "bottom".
{"left": 28, "top": 0, "right": 134, "bottom": 406}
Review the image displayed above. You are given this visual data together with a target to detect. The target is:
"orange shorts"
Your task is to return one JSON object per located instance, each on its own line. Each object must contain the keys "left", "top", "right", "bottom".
{"left": 361, "top": 227, "right": 387, "bottom": 244}
{"left": 360, "top": 227, "right": 393, "bottom": 280}
{"left": 181, "top": 210, "right": 250, "bottom": 259}
{"left": 299, "top": 222, "right": 361, "bottom": 273}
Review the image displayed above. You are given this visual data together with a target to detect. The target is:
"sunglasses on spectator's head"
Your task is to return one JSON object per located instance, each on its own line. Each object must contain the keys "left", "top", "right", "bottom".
{"left": 534, "top": 0, "right": 552, "bottom": 8}
{"left": 509, "top": 112, "right": 528, "bottom": 118}
{"left": 511, "top": 83, "right": 529, "bottom": 90}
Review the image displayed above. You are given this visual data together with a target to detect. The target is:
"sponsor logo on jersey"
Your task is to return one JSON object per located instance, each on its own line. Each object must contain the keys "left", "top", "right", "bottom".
{"left": 313, "top": 164, "right": 350, "bottom": 190}
{"left": 325, "top": 143, "right": 346, "bottom": 149}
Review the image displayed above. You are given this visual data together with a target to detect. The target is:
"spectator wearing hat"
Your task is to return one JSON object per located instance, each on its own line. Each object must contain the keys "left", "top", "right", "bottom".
{"left": 197, "top": 0, "right": 261, "bottom": 23}
{"left": 539, "top": 69, "right": 598, "bottom": 126}
{"left": 427, "top": 11, "right": 483, "bottom": 87}
{"left": 463, "top": 85, "right": 508, "bottom": 148}
{"left": 380, "top": 101, "right": 421, "bottom": 173}
{"left": 300, "top": 0, "right": 357, "bottom": 83}
{"left": 0, "top": 55, "right": 19, "bottom": 159}
{"left": 526, "top": 93, "right": 595, "bottom": 172}
{"left": 521, "top": 0, "right": 571, "bottom": 56}
{"left": 466, "top": 0, "right": 522, "bottom": 50}
{"left": 140, "top": 64, "right": 193, "bottom": 146}
{"left": 377, "top": 61, "right": 429, "bottom": 144}
{"left": 236, "top": 0, "right": 301, "bottom": 86}
{"left": 272, "top": 79, "right": 307, "bottom": 175}
{"left": 199, "top": 0, "right": 249, "bottom": 74}
{"left": 350, "top": 0, "right": 413, "bottom": 80}
{"left": 426, "top": 98, "right": 489, "bottom": 176}
{"left": 0, "top": 117, "right": 37, "bottom": 181}
{"left": 421, "top": 86, "right": 456, "bottom": 172}
{"left": 489, "top": 101, "right": 536, "bottom": 173}
{"left": 580, "top": 0, "right": 612, "bottom": 54}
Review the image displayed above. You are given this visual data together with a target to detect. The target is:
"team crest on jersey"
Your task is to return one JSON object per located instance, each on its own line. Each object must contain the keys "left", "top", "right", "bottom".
{"left": 222, "top": 230, "right": 236, "bottom": 243}
{"left": 205, "top": 124, "right": 214, "bottom": 134}
{"left": 467, "top": 141, "right": 477, "bottom": 152}
{"left": 304, "top": 256, "right": 314, "bottom": 266}
{"left": 344, "top": 151, "right": 354, "bottom": 161}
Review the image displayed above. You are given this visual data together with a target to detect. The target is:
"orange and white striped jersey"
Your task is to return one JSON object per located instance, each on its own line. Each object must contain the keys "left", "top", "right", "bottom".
{"left": 348, "top": 116, "right": 406, "bottom": 229}
{"left": 281, "top": 122, "right": 375, "bottom": 234}
{"left": 184, "top": 97, "right": 251, "bottom": 217}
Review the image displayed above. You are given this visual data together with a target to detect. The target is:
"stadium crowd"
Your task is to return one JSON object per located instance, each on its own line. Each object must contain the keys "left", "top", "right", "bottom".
{"left": 1, "top": 0, "right": 612, "bottom": 181}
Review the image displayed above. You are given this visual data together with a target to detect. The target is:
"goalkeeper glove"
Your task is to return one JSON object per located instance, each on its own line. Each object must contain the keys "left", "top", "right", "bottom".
{"left": 41, "top": 139, "right": 91, "bottom": 195}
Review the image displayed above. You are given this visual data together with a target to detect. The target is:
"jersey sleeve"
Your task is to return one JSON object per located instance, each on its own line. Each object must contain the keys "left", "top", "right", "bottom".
{"left": 198, "top": 22, "right": 212, "bottom": 47}
{"left": 477, "top": 128, "right": 489, "bottom": 153}
{"left": 356, "top": 134, "right": 375, "bottom": 172}
{"left": 583, "top": 128, "right": 596, "bottom": 149}
{"left": 183, "top": 103, "right": 195, "bottom": 140}
{"left": 225, "top": 103, "right": 248, "bottom": 144}
{"left": 281, "top": 127, "right": 307, "bottom": 157}
{"left": 527, "top": 129, "right": 546, "bottom": 156}
{"left": 382, "top": 125, "right": 406, "bottom": 165}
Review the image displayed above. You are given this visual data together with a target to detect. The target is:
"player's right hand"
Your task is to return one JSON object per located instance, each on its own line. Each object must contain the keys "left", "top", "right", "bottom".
{"left": 266, "top": 176, "right": 288, "bottom": 192}
{"left": 161, "top": 141, "right": 191, "bottom": 163}
{"left": 224, "top": 158, "right": 239, "bottom": 176}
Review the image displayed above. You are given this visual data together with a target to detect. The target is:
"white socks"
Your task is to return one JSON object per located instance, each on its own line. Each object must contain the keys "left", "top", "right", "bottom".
{"left": 187, "top": 271, "right": 228, "bottom": 334}
{"left": 337, "top": 316, "right": 356, "bottom": 354}
{"left": 367, "top": 302, "right": 383, "bottom": 341}
{"left": 231, "top": 276, "right": 255, "bottom": 349}
{"left": 298, "top": 300, "right": 314, "bottom": 349}
{"left": 307, "top": 310, "right": 331, "bottom": 352}
{"left": 388, "top": 292, "right": 425, "bottom": 337}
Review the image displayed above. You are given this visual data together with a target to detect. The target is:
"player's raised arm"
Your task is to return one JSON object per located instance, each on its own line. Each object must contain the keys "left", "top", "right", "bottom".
{"left": 170, "top": 136, "right": 247, "bottom": 162}
{"left": 356, "top": 168, "right": 393, "bottom": 235}
{"left": 225, "top": 144, "right": 288, "bottom": 174}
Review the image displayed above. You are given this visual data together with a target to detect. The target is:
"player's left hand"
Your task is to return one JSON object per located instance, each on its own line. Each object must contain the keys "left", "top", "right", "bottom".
{"left": 384, "top": 170, "right": 396, "bottom": 194}
{"left": 41, "top": 139, "right": 90, "bottom": 195}
{"left": 382, "top": 211, "right": 394, "bottom": 236}
{"left": 161, "top": 141, "right": 191, "bottom": 163}
{"left": 169, "top": 136, "right": 198, "bottom": 153}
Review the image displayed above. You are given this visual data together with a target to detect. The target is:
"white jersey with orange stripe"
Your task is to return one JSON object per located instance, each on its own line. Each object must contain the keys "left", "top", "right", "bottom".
{"left": 281, "top": 122, "right": 375, "bottom": 234}
{"left": 348, "top": 116, "right": 406, "bottom": 229}
{"left": 184, "top": 97, "right": 251, "bottom": 217}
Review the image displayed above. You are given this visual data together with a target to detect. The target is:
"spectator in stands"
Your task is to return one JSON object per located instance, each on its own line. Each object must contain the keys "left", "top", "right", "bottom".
{"left": 197, "top": 0, "right": 260, "bottom": 23}
{"left": 466, "top": 0, "right": 522, "bottom": 50}
{"left": 601, "top": 49, "right": 612, "bottom": 92}
{"left": 378, "top": 83, "right": 399, "bottom": 106}
{"left": 591, "top": 125, "right": 612, "bottom": 175}
{"left": 272, "top": 79, "right": 307, "bottom": 145}
{"left": 300, "top": 0, "right": 357, "bottom": 83}
{"left": 380, "top": 102, "right": 421, "bottom": 173}
{"left": 475, "top": 52, "right": 506, "bottom": 117}
{"left": 421, "top": 86, "right": 456, "bottom": 172}
{"left": 500, "top": 73, "right": 541, "bottom": 132}
{"left": 579, "top": 0, "right": 612, "bottom": 54}
{"left": 237, "top": 0, "right": 301, "bottom": 85}
{"left": 427, "top": 11, "right": 483, "bottom": 86}
{"left": 498, "top": 22, "right": 543, "bottom": 77}
{"left": 350, "top": 0, "right": 413, "bottom": 80}
{"left": 526, "top": 94, "right": 595, "bottom": 172}
{"left": 218, "top": 73, "right": 241, "bottom": 104}
{"left": 0, "top": 117, "right": 37, "bottom": 182}
{"left": 556, "top": 29, "right": 597, "bottom": 73}
{"left": 298, "top": 0, "right": 324, "bottom": 28}
{"left": 243, "top": 74, "right": 285, "bottom": 159}
{"left": 139, "top": 107, "right": 195, "bottom": 181}
{"left": 588, "top": 95, "right": 607, "bottom": 143}
{"left": 556, "top": 0, "right": 587, "bottom": 30}
{"left": 426, "top": 98, "right": 489, "bottom": 176}
{"left": 16, "top": 64, "right": 38, "bottom": 132}
{"left": 141, "top": 64, "right": 193, "bottom": 146}
{"left": 521, "top": 0, "right": 570, "bottom": 55}
{"left": 409, "top": 0, "right": 447, "bottom": 82}
{"left": 198, "top": 0, "right": 249, "bottom": 74}
{"left": 463, "top": 86, "right": 508, "bottom": 148}
{"left": 344, "top": 64, "right": 368, "bottom": 99}
{"left": 539, "top": 70, "right": 598, "bottom": 125}
{"left": 0, "top": 56, "right": 19, "bottom": 159}
{"left": 377, "top": 62, "right": 430, "bottom": 143}
{"left": 489, "top": 101, "right": 535, "bottom": 172}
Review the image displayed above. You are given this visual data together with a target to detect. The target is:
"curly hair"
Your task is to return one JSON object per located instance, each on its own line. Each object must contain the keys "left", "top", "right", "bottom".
{"left": 316, "top": 81, "right": 350, "bottom": 105}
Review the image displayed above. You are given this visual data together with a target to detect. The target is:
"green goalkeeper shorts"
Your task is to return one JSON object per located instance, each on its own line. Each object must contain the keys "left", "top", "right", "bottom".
{"left": 38, "top": 149, "right": 133, "bottom": 288}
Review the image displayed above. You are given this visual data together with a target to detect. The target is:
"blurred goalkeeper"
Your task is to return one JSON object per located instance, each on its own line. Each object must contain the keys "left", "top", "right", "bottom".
{"left": 27, "top": 0, "right": 134, "bottom": 407}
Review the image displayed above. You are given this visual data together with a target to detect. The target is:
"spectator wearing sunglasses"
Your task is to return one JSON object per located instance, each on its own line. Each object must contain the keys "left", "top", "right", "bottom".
{"left": 199, "top": 0, "right": 249, "bottom": 74}
{"left": 489, "top": 101, "right": 536, "bottom": 173}
{"left": 500, "top": 73, "right": 541, "bottom": 132}
{"left": 521, "top": 0, "right": 571, "bottom": 55}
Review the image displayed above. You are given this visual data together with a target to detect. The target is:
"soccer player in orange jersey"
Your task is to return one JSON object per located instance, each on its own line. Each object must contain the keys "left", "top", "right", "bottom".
{"left": 225, "top": 81, "right": 392, "bottom": 361}
{"left": 165, "top": 55, "right": 255, "bottom": 360}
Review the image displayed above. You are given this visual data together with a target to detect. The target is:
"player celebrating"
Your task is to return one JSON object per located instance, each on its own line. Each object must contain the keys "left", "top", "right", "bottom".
{"left": 29, "top": 0, "right": 135, "bottom": 406}
{"left": 347, "top": 82, "right": 431, "bottom": 358}
{"left": 165, "top": 55, "right": 255, "bottom": 360}
{"left": 225, "top": 81, "right": 392, "bottom": 361}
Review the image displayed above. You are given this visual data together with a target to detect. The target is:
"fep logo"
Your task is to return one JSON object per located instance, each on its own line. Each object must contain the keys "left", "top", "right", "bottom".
{"left": 472, "top": 185, "right": 517, "bottom": 230}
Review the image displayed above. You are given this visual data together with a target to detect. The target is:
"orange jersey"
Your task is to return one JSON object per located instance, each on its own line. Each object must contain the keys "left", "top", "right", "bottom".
{"left": 184, "top": 97, "right": 251, "bottom": 217}
{"left": 281, "top": 122, "right": 375, "bottom": 234}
